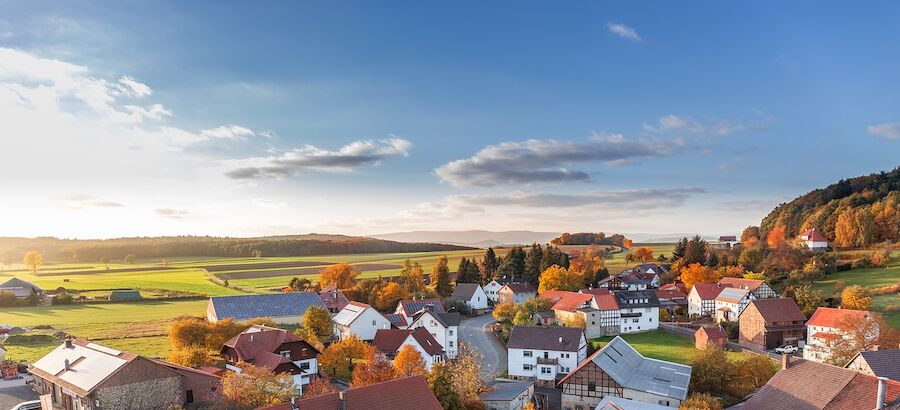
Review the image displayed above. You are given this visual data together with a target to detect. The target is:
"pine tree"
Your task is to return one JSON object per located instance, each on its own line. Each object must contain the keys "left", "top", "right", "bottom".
{"left": 524, "top": 244, "right": 544, "bottom": 284}
{"left": 431, "top": 255, "right": 452, "bottom": 297}
{"left": 481, "top": 248, "right": 498, "bottom": 280}
{"left": 672, "top": 237, "right": 688, "bottom": 260}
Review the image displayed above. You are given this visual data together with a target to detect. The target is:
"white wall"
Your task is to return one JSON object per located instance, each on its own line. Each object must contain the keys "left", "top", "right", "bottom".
{"left": 620, "top": 307, "right": 658, "bottom": 334}
{"left": 410, "top": 311, "right": 458, "bottom": 359}
{"left": 508, "top": 343, "right": 585, "bottom": 381}
{"left": 484, "top": 281, "right": 503, "bottom": 303}
{"left": 337, "top": 307, "right": 391, "bottom": 341}
{"left": 466, "top": 286, "right": 489, "bottom": 310}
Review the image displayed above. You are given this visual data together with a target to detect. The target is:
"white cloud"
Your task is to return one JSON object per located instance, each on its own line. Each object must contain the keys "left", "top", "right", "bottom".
{"left": 867, "top": 123, "right": 900, "bottom": 140}
{"left": 117, "top": 76, "right": 152, "bottom": 98}
{"left": 457, "top": 188, "right": 704, "bottom": 209}
{"left": 155, "top": 208, "right": 189, "bottom": 219}
{"left": 200, "top": 125, "right": 256, "bottom": 140}
{"left": 643, "top": 115, "right": 771, "bottom": 136}
{"left": 607, "top": 23, "right": 641, "bottom": 42}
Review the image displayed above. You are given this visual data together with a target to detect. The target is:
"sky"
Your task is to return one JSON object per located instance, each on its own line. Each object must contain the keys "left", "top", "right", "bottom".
{"left": 0, "top": 1, "right": 898, "bottom": 239}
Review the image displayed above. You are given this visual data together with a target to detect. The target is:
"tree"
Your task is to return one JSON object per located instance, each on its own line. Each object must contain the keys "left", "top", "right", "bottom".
{"left": 624, "top": 239, "right": 633, "bottom": 249}
{"left": 289, "top": 277, "right": 312, "bottom": 291}
{"left": 303, "top": 305, "right": 332, "bottom": 339}
{"left": 841, "top": 285, "right": 872, "bottom": 310}
{"left": 537, "top": 265, "right": 582, "bottom": 293}
{"left": 394, "top": 344, "right": 427, "bottom": 377}
{"left": 351, "top": 354, "right": 396, "bottom": 387}
{"left": 304, "top": 377, "right": 338, "bottom": 398}
{"left": 562, "top": 314, "right": 585, "bottom": 329}
{"left": 827, "top": 313, "right": 899, "bottom": 366}
{"left": 679, "top": 263, "right": 718, "bottom": 290}
{"left": 431, "top": 255, "right": 452, "bottom": 297}
{"left": 684, "top": 235, "right": 708, "bottom": 265}
{"left": 428, "top": 362, "right": 464, "bottom": 410}
{"left": 680, "top": 393, "right": 723, "bottom": 410}
{"left": 522, "top": 297, "right": 555, "bottom": 314}
{"left": 738, "top": 241, "right": 765, "bottom": 271}
{"left": 222, "top": 362, "right": 295, "bottom": 408}
{"left": 792, "top": 285, "right": 825, "bottom": 317}
{"left": 320, "top": 262, "right": 360, "bottom": 289}
{"left": 456, "top": 257, "right": 481, "bottom": 284}
{"left": 319, "top": 336, "right": 374, "bottom": 379}
{"left": 741, "top": 226, "right": 761, "bottom": 243}
{"left": 448, "top": 343, "right": 489, "bottom": 402}
{"left": 766, "top": 225, "right": 787, "bottom": 248}
{"left": 123, "top": 254, "right": 137, "bottom": 264}
{"left": 99, "top": 255, "right": 111, "bottom": 268}
{"left": 524, "top": 244, "right": 544, "bottom": 284}
{"left": 167, "top": 345, "right": 214, "bottom": 368}
{"left": 161, "top": 258, "right": 171, "bottom": 268}
{"left": 251, "top": 249, "right": 263, "bottom": 258}
{"left": 23, "top": 251, "right": 42, "bottom": 273}
{"left": 728, "top": 355, "right": 777, "bottom": 398}
{"left": 481, "top": 248, "right": 499, "bottom": 280}
{"left": 672, "top": 237, "right": 688, "bottom": 260}
{"left": 835, "top": 208, "right": 858, "bottom": 247}
{"left": 634, "top": 247, "right": 654, "bottom": 263}
{"left": 376, "top": 282, "right": 409, "bottom": 311}
{"left": 513, "top": 309, "right": 532, "bottom": 326}
{"left": 492, "top": 302, "right": 519, "bottom": 323}
{"left": 400, "top": 259, "right": 425, "bottom": 293}
{"left": 688, "top": 347, "right": 733, "bottom": 395}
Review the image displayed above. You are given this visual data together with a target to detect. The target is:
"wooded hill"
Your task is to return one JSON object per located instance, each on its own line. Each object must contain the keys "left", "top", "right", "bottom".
{"left": 760, "top": 167, "right": 900, "bottom": 245}
{"left": 550, "top": 232, "right": 627, "bottom": 247}
{"left": 0, "top": 235, "right": 473, "bottom": 263}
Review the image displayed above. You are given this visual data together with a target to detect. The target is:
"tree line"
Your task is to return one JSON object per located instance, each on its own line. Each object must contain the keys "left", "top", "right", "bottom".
{"left": 551, "top": 232, "right": 627, "bottom": 247}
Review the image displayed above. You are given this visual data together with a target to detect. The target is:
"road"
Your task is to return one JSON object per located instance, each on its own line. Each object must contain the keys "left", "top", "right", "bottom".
{"left": 459, "top": 314, "right": 507, "bottom": 382}
{"left": 0, "top": 377, "right": 38, "bottom": 409}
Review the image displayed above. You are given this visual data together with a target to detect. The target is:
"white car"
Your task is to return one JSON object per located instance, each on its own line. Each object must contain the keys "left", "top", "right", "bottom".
{"left": 10, "top": 401, "right": 41, "bottom": 410}
{"left": 774, "top": 344, "right": 798, "bottom": 354}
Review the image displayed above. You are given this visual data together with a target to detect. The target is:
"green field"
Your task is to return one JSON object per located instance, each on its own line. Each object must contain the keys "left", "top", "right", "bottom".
{"left": 604, "top": 243, "right": 676, "bottom": 273}
{"left": 590, "top": 330, "right": 745, "bottom": 364}
{"left": 811, "top": 250, "right": 900, "bottom": 328}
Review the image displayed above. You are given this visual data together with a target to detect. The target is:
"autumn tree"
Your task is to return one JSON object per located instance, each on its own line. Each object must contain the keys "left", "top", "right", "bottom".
{"left": 537, "top": 265, "right": 583, "bottom": 293}
{"left": 23, "top": 251, "right": 42, "bottom": 273}
{"left": 841, "top": 285, "right": 872, "bottom": 310}
{"left": 289, "top": 277, "right": 312, "bottom": 291}
{"left": 161, "top": 258, "right": 171, "bottom": 268}
{"left": 428, "top": 362, "right": 464, "bottom": 410}
{"left": 512, "top": 309, "right": 532, "bottom": 326}
{"left": 688, "top": 346, "right": 733, "bottom": 394}
{"left": 792, "top": 285, "right": 824, "bottom": 317}
{"left": 624, "top": 239, "right": 633, "bottom": 249}
{"left": 522, "top": 297, "right": 554, "bottom": 314}
{"left": 562, "top": 314, "right": 586, "bottom": 329}
{"left": 826, "top": 313, "right": 898, "bottom": 366}
{"left": 319, "top": 336, "right": 374, "bottom": 379}
{"left": 400, "top": 259, "right": 425, "bottom": 293}
{"left": 376, "top": 282, "right": 409, "bottom": 311}
{"left": 679, "top": 263, "right": 718, "bottom": 290}
{"left": 634, "top": 247, "right": 655, "bottom": 263}
{"left": 492, "top": 302, "right": 519, "bottom": 323}
{"left": 431, "top": 255, "right": 452, "bottom": 297}
{"left": 728, "top": 355, "right": 777, "bottom": 398}
{"left": 448, "top": 343, "right": 489, "bottom": 402}
{"left": 222, "top": 362, "right": 295, "bottom": 408}
{"left": 320, "top": 262, "right": 360, "bottom": 289}
{"left": 123, "top": 254, "right": 137, "bottom": 264}
{"left": 304, "top": 377, "right": 338, "bottom": 398}
{"left": 766, "top": 225, "right": 787, "bottom": 248}
{"left": 303, "top": 305, "right": 332, "bottom": 339}
{"left": 740, "top": 226, "right": 761, "bottom": 243}
{"left": 393, "top": 344, "right": 427, "bottom": 377}
{"left": 167, "top": 345, "right": 214, "bottom": 368}
{"left": 680, "top": 393, "right": 722, "bottom": 410}
{"left": 351, "top": 354, "right": 396, "bottom": 387}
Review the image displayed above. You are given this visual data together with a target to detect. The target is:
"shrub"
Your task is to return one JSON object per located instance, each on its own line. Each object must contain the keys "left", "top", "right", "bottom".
{"left": 870, "top": 249, "right": 891, "bottom": 267}
{"left": 871, "top": 283, "right": 900, "bottom": 296}
{"left": 52, "top": 293, "right": 75, "bottom": 305}
{"left": 0, "top": 291, "right": 17, "bottom": 307}
{"left": 852, "top": 257, "right": 873, "bottom": 269}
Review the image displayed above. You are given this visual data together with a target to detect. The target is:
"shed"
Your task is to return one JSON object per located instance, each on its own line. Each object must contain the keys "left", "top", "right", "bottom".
{"left": 695, "top": 326, "right": 728, "bottom": 350}
{"left": 109, "top": 290, "right": 142, "bottom": 301}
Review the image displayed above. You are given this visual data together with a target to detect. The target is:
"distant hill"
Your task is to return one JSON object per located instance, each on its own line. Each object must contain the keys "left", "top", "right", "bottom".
{"left": 372, "top": 230, "right": 560, "bottom": 247}
{"left": 760, "top": 167, "right": 900, "bottom": 242}
{"left": 0, "top": 235, "right": 473, "bottom": 263}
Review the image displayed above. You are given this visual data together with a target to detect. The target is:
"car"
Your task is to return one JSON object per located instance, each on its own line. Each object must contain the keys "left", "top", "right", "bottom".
{"left": 774, "top": 344, "right": 798, "bottom": 354}
{"left": 10, "top": 401, "right": 41, "bottom": 410}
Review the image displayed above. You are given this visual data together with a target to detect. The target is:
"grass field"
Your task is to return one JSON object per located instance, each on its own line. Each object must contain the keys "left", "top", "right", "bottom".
{"left": 590, "top": 330, "right": 745, "bottom": 365}
{"left": 811, "top": 250, "right": 900, "bottom": 328}
{"left": 603, "top": 243, "right": 676, "bottom": 273}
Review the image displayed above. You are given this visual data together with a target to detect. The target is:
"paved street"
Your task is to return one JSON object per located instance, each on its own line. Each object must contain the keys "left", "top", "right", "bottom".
{"left": 459, "top": 314, "right": 507, "bottom": 382}
{"left": 0, "top": 377, "right": 38, "bottom": 410}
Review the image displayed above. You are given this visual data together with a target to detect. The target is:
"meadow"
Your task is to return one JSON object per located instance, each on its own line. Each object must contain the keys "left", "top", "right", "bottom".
{"left": 604, "top": 243, "right": 676, "bottom": 273}
{"left": 811, "top": 249, "right": 900, "bottom": 328}
{"left": 590, "top": 330, "right": 745, "bottom": 364}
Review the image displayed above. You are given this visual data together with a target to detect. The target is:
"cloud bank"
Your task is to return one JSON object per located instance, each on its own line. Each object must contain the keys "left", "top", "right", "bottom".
{"left": 867, "top": 123, "right": 900, "bottom": 140}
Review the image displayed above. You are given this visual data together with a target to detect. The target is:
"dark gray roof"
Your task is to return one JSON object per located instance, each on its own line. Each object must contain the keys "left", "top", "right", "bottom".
{"left": 480, "top": 380, "right": 534, "bottom": 401}
{"left": 575, "top": 336, "right": 691, "bottom": 401}
{"left": 855, "top": 350, "right": 900, "bottom": 381}
{"left": 399, "top": 299, "right": 445, "bottom": 316}
{"left": 614, "top": 289, "right": 661, "bottom": 308}
{"left": 412, "top": 309, "right": 460, "bottom": 328}
{"left": 451, "top": 283, "right": 482, "bottom": 301}
{"left": 209, "top": 292, "right": 325, "bottom": 320}
{"left": 0, "top": 277, "right": 42, "bottom": 297}
{"left": 507, "top": 326, "right": 584, "bottom": 352}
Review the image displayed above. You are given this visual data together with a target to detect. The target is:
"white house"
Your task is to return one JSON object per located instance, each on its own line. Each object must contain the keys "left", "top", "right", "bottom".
{"left": 451, "top": 283, "right": 489, "bottom": 311}
{"left": 498, "top": 283, "right": 537, "bottom": 305}
{"left": 687, "top": 284, "right": 725, "bottom": 317}
{"left": 409, "top": 306, "right": 461, "bottom": 359}
{"left": 395, "top": 298, "right": 445, "bottom": 326}
{"left": 221, "top": 325, "right": 320, "bottom": 395}
{"left": 484, "top": 278, "right": 513, "bottom": 303}
{"left": 799, "top": 228, "right": 829, "bottom": 251}
{"left": 333, "top": 301, "right": 392, "bottom": 341}
{"left": 803, "top": 307, "right": 874, "bottom": 363}
{"left": 718, "top": 277, "right": 778, "bottom": 299}
{"left": 614, "top": 290, "right": 660, "bottom": 334}
{"left": 507, "top": 326, "right": 587, "bottom": 385}
{"left": 373, "top": 327, "right": 446, "bottom": 370}
{"left": 714, "top": 287, "right": 755, "bottom": 323}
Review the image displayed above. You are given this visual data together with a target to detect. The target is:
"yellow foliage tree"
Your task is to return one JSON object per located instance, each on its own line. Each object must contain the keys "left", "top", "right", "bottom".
{"left": 393, "top": 344, "right": 427, "bottom": 377}
{"left": 351, "top": 354, "right": 396, "bottom": 387}
{"left": 303, "top": 305, "right": 333, "bottom": 339}
{"left": 538, "top": 265, "right": 583, "bottom": 293}
{"left": 680, "top": 393, "right": 722, "bottom": 410}
{"left": 841, "top": 285, "right": 872, "bottom": 310}
{"left": 376, "top": 282, "right": 409, "bottom": 311}
{"left": 320, "top": 262, "right": 360, "bottom": 289}
{"left": 319, "top": 336, "right": 374, "bottom": 379}
{"left": 492, "top": 302, "right": 519, "bottom": 323}
{"left": 679, "top": 263, "right": 719, "bottom": 290}
{"left": 167, "top": 345, "right": 213, "bottom": 368}
{"left": 222, "top": 363, "right": 295, "bottom": 408}
{"left": 304, "top": 377, "right": 338, "bottom": 398}
{"left": 23, "top": 251, "right": 42, "bottom": 273}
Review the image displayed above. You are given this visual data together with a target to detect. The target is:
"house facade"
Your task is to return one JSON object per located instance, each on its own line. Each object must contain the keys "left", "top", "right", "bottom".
{"left": 498, "top": 283, "right": 537, "bottom": 305}
{"left": 408, "top": 307, "right": 461, "bottom": 359}
{"left": 395, "top": 298, "right": 445, "bottom": 326}
{"left": 844, "top": 349, "right": 900, "bottom": 381}
{"left": 687, "top": 284, "right": 725, "bottom": 317}
{"left": 30, "top": 339, "right": 221, "bottom": 410}
{"left": 484, "top": 278, "right": 514, "bottom": 303}
{"left": 615, "top": 290, "right": 660, "bottom": 334}
{"left": 738, "top": 298, "right": 807, "bottom": 350}
{"left": 714, "top": 287, "right": 754, "bottom": 323}
{"left": 695, "top": 326, "right": 728, "bottom": 350}
{"left": 220, "top": 325, "right": 319, "bottom": 395}
{"left": 559, "top": 336, "right": 691, "bottom": 409}
{"left": 332, "top": 301, "right": 392, "bottom": 341}
{"left": 0, "top": 277, "right": 43, "bottom": 299}
{"left": 803, "top": 307, "right": 872, "bottom": 363}
{"left": 373, "top": 327, "right": 446, "bottom": 370}
{"left": 543, "top": 291, "right": 619, "bottom": 339}
{"left": 717, "top": 277, "right": 778, "bottom": 299}
{"left": 451, "top": 283, "right": 489, "bottom": 311}
{"left": 507, "top": 326, "right": 587, "bottom": 386}
{"left": 799, "top": 228, "right": 829, "bottom": 250}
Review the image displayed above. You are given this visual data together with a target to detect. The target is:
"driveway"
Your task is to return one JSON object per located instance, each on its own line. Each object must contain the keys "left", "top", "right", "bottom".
{"left": 459, "top": 314, "right": 506, "bottom": 382}
{"left": 0, "top": 377, "right": 38, "bottom": 410}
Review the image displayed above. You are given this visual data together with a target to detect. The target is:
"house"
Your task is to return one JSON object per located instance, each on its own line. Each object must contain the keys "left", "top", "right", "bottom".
{"left": 738, "top": 298, "right": 807, "bottom": 350}
{"left": 559, "top": 336, "right": 691, "bottom": 409}
{"left": 709, "top": 236, "right": 739, "bottom": 250}
{"left": 499, "top": 282, "right": 537, "bottom": 305}
{"left": 280, "top": 375, "right": 443, "bottom": 410}
{"left": 687, "top": 284, "right": 726, "bottom": 317}
{"left": 372, "top": 327, "right": 445, "bottom": 370}
{"left": 220, "top": 325, "right": 319, "bottom": 394}
{"left": 383, "top": 313, "right": 408, "bottom": 329}
{"left": 485, "top": 277, "right": 515, "bottom": 303}
{"left": 480, "top": 380, "right": 535, "bottom": 410}
{"left": 0, "top": 277, "right": 42, "bottom": 299}
{"left": 332, "top": 301, "right": 392, "bottom": 341}
{"left": 734, "top": 355, "right": 899, "bottom": 409}
{"left": 532, "top": 311, "right": 556, "bottom": 326}
{"left": 395, "top": 298, "right": 445, "bottom": 325}
{"left": 595, "top": 396, "right": 673, "bottom": 410}
{"left": 803, "top": 306, "right": 873, "bottom": 363}
{"left": 597, "top": 275, "right": 625, "bottom": 290}
{"left": 630, "top": 264, "right": 666, "bottom": 288}
{"left": 507, "top": 326, "right": 587, "bottom": 385}
{"left": 408, "top": 305, "right": 461, "bottom": 359}
{"left": 844, "top": 349, "right": 900, "bottom": 381}
{"left": 799, "top": 228, "right": 829, "bottom": 251}
{"left": 714, "top": 287, "right": 754, "bottom": 323}
{"left": 718, "top": 277, "right": 778, "bottom": 299}
{"left": 695, "top": 326, "right": 728, "bottom": 350}
{"left": 318, "top": 285, "right": 350, "bottom": 314}
{"left": 451, "top": 282, "right": 489, "bottom": 311}
{"left": 30, "top": 339, "right": 221, "bottom": 410}
{"left": 206, "top": 292, "right": 326, "bottom": 324}
{"left": 615, "top": 290, "right": 660, "bottom": 334}
{"left": 620, "top": 274, "right": 652, "bottom": 291}
{"left": 542, "top": 290, "right": 620, "bottom": 338}
{"left": 656, "top": 288, "right": 688, "bottom": 318}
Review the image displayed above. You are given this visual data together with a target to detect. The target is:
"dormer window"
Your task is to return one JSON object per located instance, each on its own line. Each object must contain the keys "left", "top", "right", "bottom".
{"left": 280, "top": 350, "right": 291, "bottom": 358}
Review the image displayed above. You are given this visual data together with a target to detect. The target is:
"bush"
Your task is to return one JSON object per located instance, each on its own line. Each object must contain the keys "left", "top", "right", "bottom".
{"left": 871, "top": 249, "right": 891, "bottom": 267}
{"left": 871, "top": 284, "right": 900, "bottom": 296}
{"left": 443, "top": 298, "right": 471, "bottom": 315}
{"left": 852, "top": 257, "right": 873, "bottom": 269}
{"left": 52, "top": 293, "right": 75, "bottom": 305}
{"left": 0, "top": 291, "right": 17, "bottom": 307}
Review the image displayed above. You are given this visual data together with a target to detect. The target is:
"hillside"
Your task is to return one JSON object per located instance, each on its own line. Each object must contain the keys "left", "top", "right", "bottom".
{"left": 760, "top": 167, "right": 900, "bottom": 243}
{"left": 0, "top": 235, "right": 473, "bottom": 262}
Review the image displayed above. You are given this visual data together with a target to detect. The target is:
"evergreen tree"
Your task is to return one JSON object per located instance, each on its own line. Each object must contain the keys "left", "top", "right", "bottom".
{"left": 481, "top": 248, "right": 499, "bottom": 279}
{"left": 684, "top": 235, "right": 708, "bottom": 265}
{"left": 707, "top": 252, "right": 719, "bottom": 267}
{"left": 672, "top": 237, "right": 688, "bottom": 260}
{"left": 431, "top": 255, "right": 452, "bottom": 297}
{"left": 524, "top": 244, "right": 544, "bottom": 284}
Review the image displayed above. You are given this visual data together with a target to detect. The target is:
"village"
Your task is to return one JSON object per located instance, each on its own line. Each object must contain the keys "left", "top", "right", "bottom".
{"left": 1, "top": 228, "right": 897, "bottom": 410}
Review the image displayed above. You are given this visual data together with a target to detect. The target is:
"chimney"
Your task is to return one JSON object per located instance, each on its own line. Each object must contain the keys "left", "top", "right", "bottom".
{"left": 558, "top": 336, "right": 563, "bottom": 343}
{"left": 290, "top": 396, "right": 298, "bottom": 410}
{"left": 781, "top": 354, "right": 790, "bottom": 370}
{"left": 64, "top": 359, "right": 70, "bottom": 371}
{"left": 64, "top": 338, "right": 73, "bottom": 348}
{"left": 877, "top": 377, "right": 888, "bottom": 409}
{"left": 872, "top": 345, "right": 880, "bottom": 352}
{"left": 249, "top": 334, "right": 254, "bottom": 343}
{"left": 338, "top": 391, "right": 346, "bottom": 410}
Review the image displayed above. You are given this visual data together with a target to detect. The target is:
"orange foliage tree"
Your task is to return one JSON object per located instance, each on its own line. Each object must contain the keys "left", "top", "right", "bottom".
{"left": 304, "top": 377, "right": 338, "bottom": 398}
{"left": 634, "top": 247, "right": 655, "bottom": 263}
{"left": 624, "top": 239, "right": 633, "bottom": 249}
{"left": 679, "top": 263, "right": 719, "bottom": 290}
{"left": 222, "top": 362, "right": 295, "bottom": 408}
{"left": 766, "top": 225, "right": 787, "bottom": 248}
{"left": 320, "top": 262, "right": 360, "bottom": 289}
{"left": 351, "top": 355, "right": 396, "bottom": 387}
{"left": 376, "top": 282, "right": 409, "bottom": 311}
{"left": 319, "top": 336, "right": 374, "bottom": 379}
{"left": 393, "top": 344, "right": 427, "bottom": 377}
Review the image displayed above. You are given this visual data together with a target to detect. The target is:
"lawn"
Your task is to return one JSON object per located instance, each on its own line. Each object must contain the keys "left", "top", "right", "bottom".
{"left": 811, "top": 251, "right": 900, "bottom": 328}
{"left": 590, "top": 330, "right": 745, "bottom": 365}
{"left": 604, "top": 243, "right": 676, "bottom": 273}
{"left": 2, "top": 336, "right": 171, "bottom": 364}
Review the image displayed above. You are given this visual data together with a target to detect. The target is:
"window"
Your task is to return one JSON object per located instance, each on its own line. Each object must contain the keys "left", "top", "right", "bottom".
{"left": 588, "top": 382, "right": 596, "bottom": 391}
{"left": 541, "top": 366, "right": 552, "bottom": 374}
{"left": 449, "top": 341, "right": 454, "bottom": 347}
{"left": 280, "top": 350, "right": 291, "bottom": 358}
{"left": 299, "top": 362, "right": 311, "bottom": 371}
{"left": 185, "top": 390, "right": 194, "bottom": 404}
{"left": 658, "top": 401, "right": 670, "bottom": 406}
{"left": 523, "top": 364, "right": 533, "bottom": 371}
{"left": 372, "top": 320, "right": 376, "bottom": 326}
{"left": 449, "top": 330, "right": 454, "bottom": 336}
{"left": 523, "top": 350, "right": 533, "bottom": 357}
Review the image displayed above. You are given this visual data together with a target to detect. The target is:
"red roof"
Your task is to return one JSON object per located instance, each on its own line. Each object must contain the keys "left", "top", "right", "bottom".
{"left": 580, "top": 288, "right": 611, "bottom": 296}
{"left": 540, "top": 291, "right": 593, "bottom": 312}
{"left": 503, "top": 282, "right": 536, "bottom": 293}
{"left": 718, "top": 277, "right": 765, "bottom": 292}
{"left": 656, "top": 288, "right": 687, "bottom": 300}
{"left": 221, "top": 325, "right": 317, "bottom": 363}
{"left": 743, "top": 298, "right": 806, "bottom": 323}
{"left": 690, "top": 283, "right": 727, "bottom": 300}
{"left": 592, "top": 293, "right": 620, "bottom": 310}
{"left": 696, "top": 326, "right": 727, "bottom": 340}
{"left": 293, "top": 375, "right": 442, "bottom": 410}
{"left": 807, "top": 307, "right": 870, "bottom": 328}
{"left": 800, "top": 228, "right": 828, "bottom": 242}
{"left": 372, "top": 327, "right": 443, "bottom": 356}
{"left": 318, "top": 285, "right": 350, "bottom": 311}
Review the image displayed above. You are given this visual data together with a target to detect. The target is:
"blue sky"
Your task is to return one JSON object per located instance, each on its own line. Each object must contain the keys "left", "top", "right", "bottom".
{"left": 0, "top": 1, "right": 898, "bottom": 238}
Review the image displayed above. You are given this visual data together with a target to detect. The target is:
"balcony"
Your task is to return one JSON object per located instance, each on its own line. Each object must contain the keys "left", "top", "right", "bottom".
{"left": 536, "top": 357, "right": 558, "bottom": 365}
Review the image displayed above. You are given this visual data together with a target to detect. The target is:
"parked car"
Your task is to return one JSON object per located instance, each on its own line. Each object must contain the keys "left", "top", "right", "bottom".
{"left": 10, "top": 400, "right": 41, "bottom": 410}
{"left": 774, "top": 344, "right": 798, "bottom": 354}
